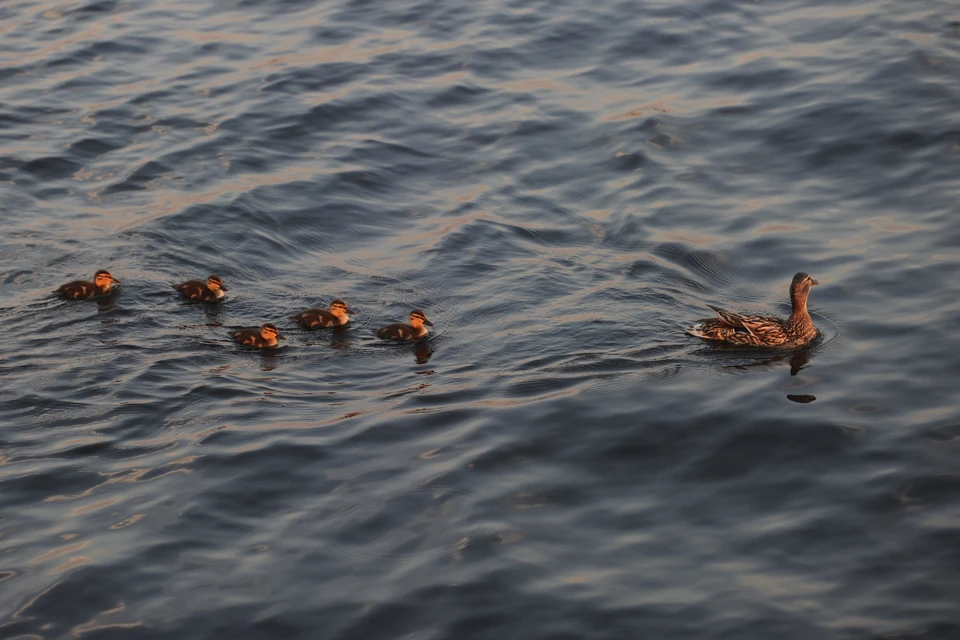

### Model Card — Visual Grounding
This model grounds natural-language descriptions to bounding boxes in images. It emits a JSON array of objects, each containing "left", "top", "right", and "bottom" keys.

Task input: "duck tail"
[{"left": 685, "top": 324, "right": 707, "bottom": 338}]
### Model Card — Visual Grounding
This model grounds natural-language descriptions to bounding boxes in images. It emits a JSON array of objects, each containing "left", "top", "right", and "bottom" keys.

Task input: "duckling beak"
[
  {"left": 277, "top": 334, "right": 287, "bottom": 341},
  {"left": 810, "top": 279, "right": 819, "bottom": 286},
  {"left": 345, "top": 307, "right": 355, "bottom": 315},
  {"left": 220, "top": 284, "right": 229, "bottom": 291},
  {"left": 424, "top": 319, "right": 434, "bottom": 327}
]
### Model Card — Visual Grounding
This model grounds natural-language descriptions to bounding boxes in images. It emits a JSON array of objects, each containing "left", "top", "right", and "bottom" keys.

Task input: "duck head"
[
  {"left": 207, "top": 275, "right": 227, "bottom": 292},
  {"left": 94, "top": 269, "right": 116, "bottom": 289},
  {"left": 409, "top": 309, "right": 433, "bottom": 329},
  {"left": 330, "top": 298, "right": 354, "bottom": 320},
  {"left": 260, "top": 323, "right": 285, "bottom": 341},
  {"left": 790, "top": 272, "right": 819, "bottom": 311}
]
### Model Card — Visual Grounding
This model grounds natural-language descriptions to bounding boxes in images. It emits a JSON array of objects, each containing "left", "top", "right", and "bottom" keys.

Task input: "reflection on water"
[
  {"left": 413, "top": 340, "right": 433, "bottom": 365},
  {"left": 329, "top": 325, "right": 352, "bottom": 350},
  {"left": 95, "top": 297, "right": 117, "bottom": 314},
  {"left": 710, "top": 342, "right": 817, "bottom": 377},
  {"left": 196, "top": 303, "right": 223, "bottom": 324},
  {"left": 259, "top": 350, "right": 280, "bottom": 371}
]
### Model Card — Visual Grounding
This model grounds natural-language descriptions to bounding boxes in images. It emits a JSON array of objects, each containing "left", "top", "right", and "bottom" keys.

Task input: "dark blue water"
[{"left": 2, "top": 0, "right": 959, "bottom": 638}]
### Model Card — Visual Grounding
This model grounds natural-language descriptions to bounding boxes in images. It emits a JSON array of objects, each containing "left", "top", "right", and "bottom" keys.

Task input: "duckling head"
[
  {"left": 330, "top": 299, "right": 353, "bottom": 319},
  {"left": 260, "top": 323, "right": 285, "bottom": 341},
  {"left": 207, "top": 275, "right": 227, "bottom": 292},
  {"left": 94, "top": 269, "right": 116, "bottom": 289},
  {"left": 409, "top": 309, "right": 433, "bottom": 329}
]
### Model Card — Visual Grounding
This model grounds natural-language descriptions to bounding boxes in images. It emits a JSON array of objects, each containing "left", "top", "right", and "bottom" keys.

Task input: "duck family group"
[
  {"left": 55, "top": 269, "right": 434, "bottom": 348},
  {"left": 56, "top": 269, "right": 822, "bottom": 349}
]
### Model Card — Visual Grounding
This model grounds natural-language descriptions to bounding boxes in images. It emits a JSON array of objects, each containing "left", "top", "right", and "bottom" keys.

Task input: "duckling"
[
  {"left": 376, "top": 309, "right": 433, "bottom": 341},
  {"left": 230, "top": 323, "right": 285, "bottom": 349},
  {"left": 56, "top": 269, "right": 117, "bottom": 299},
  {"left": 173, "top": 274, "right": 227, "bottom": 301},
  {"left": 687, "top": 272, "right": 819, "bottom": 347},
  {"left": 291, "top": 299, "right": 353, "bottom": 329}
]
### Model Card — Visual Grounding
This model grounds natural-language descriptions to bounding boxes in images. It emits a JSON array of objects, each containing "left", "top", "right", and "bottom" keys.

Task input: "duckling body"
[
  {"left": 291, "top": 299, "right": 353, "bottom": 329},
  {"left": 57, "top": 269, "right": 117, "bottom": 299},
  {"left": 231, "top": 323, "right": 284, "bottom": 349},
  {"left": 174, "top": 275, "right": 226, "bottom": 302},
  {"left": 687, "top": 272, "right": 820, "bottom": 348},
  {"left": 377, "top": 309, "right": 433, "bottom": 341}
]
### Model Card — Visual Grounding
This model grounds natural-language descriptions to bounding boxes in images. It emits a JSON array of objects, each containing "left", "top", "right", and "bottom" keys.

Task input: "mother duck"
[{"left": 687, "top": 272, "right": 819, "bottom": 347}]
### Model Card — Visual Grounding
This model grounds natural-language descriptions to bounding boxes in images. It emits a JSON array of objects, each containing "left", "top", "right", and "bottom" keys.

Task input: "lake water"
[{"left": 2, "top": 0, "right": 959, "bottom": 638}]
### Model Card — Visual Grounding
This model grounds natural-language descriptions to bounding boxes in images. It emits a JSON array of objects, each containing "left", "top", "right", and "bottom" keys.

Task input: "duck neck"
[{"left": 789, "top": 289, "right": 811, "bottom": 327}]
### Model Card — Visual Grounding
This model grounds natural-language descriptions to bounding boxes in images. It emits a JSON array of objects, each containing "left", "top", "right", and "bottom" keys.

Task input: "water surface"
[{"left": 2, "top": 0, "right": 959, "bottom": 638}]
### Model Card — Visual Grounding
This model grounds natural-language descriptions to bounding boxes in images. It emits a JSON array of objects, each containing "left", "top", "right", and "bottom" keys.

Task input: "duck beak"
[
  {"left": 345, "top": 307, "right": 355, "bottom": 315},
  {"left": 277, "top": 333, "right": 287, "bottom": 341},
  {"left": 220, "top": 285, "right": 229, "bottom": 291},
  {"left": 810, "top": 279, "right": 819, "bottom": 286},
  {"left": 424, "top": 319, "right": 434, "bottom": 327}
]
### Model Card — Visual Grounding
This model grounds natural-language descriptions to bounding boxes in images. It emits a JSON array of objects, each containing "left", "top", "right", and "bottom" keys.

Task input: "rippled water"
[{"left": 2, "top": 0, "right": 959, "bottom": 638}]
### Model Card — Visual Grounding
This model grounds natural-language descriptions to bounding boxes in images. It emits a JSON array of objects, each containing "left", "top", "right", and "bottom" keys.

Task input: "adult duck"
[{"left": 687, "top": 272, "right": 819, "bottom": 347}]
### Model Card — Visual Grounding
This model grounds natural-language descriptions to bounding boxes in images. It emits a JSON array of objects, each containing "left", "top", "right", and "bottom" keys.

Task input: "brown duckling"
[
  {"left": 376, "top": 309, "right": 433, "bottom": 341},
  {"left": 56, "top": 269, "right": 118, "bottom": 299},
  {"left": 291, "top": 299, "right": 353, "bottom": 329},
  {"left": 231, "top": 323, "right": 285, "bottom": 349},
  {"left": 173, "top": 274, "right": 227, "bottom": 301},
  {"left": 687, "top": 272, "right": 820, "bottom": 347}
]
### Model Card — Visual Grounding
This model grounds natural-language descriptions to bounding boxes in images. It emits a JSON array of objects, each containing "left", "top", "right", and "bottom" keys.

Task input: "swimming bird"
[
  {"left": 376, "top": 309, "right": 433, "bottom": 341},
  {"left": 173, "top": 274, "right": 227, "bottom": 301},
  {"left": 686, "top": 272, "right": 819, "bottom": 347},
  {"left": 291, "top": 299, "right": 353, "bottom": 329},
  {"left": 230, "top": 323, "right": 285, "bottom": 348},
  {"left": 56, "top": 269, "right": 117, "bottom": 299}
]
